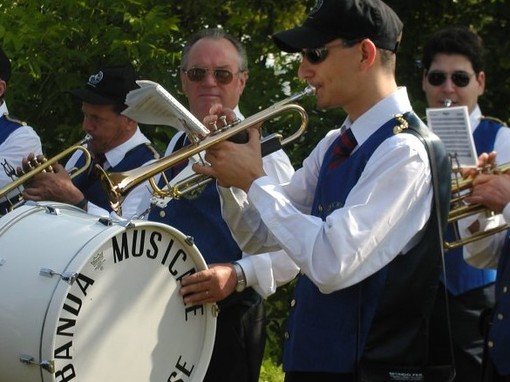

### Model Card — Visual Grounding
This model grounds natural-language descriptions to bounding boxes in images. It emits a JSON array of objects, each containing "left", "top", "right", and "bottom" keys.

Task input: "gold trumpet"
[
  {"left": 0, "top": 135, "right": 92, "bottom": 209},
  {"left": 444, "top": 162, "right": 510, "bottom": 249},
  {"left": 97, "top": 86, "right": 315, "bottom": 215}
]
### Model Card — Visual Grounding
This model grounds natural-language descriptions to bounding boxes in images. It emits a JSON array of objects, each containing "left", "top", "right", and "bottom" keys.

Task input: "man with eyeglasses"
[
  {"left": 192, "top": 1, "right": 451, "bottom": 381},
  {"left": 148, "top": 28, "right": 298, "bottom": 382},
  {"left": 422, "top": 26, "right": 510, "bottom": 382}
]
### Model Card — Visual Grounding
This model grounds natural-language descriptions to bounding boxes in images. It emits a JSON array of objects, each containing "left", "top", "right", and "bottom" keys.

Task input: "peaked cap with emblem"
[
  {"left": 69, "top": 63, "right": 139, "bottom": 109},
  {"left": 273, "top": 0, "right": 403, "bottom": 53}
]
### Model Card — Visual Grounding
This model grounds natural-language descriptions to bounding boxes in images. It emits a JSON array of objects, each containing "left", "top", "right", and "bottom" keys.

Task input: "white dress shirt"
[
  {"left": 0, "top": 101, "right": 42, "bottom": 202},
  {"left": 219, "top": 87, "right": 433, "bottom": 294}
]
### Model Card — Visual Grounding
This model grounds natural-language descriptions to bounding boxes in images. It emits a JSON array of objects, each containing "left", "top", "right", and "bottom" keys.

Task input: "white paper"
[
  {"left": 426, "top": 106, "right": 477, "bottom": 168},
  {"left": 122, "top": 80, "right": 210, "bottom": 138}
]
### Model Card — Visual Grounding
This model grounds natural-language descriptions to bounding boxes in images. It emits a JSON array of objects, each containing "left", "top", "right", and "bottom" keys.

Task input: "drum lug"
[
  {"left": 19, "top": 354, "right": 55, "bottom": 373},
  {"left": 98, "top": 217, "right": 113, "bottom": 226},
  {"left": 211, "top": 303, "right": 220, "bottom": 318},
  {"left": 185, "top": 236, "right": 194, "bottom": 246},
  {"left": 44, "top": 205, "right": 61, "bottom": 215},
  {"left": 39, "top": 268, "right": 78, "bottom": 284}
]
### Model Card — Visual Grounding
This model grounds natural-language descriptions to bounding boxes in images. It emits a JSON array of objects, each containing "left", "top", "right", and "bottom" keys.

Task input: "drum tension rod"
[
  {"left": 185, "top": 236, "right": 194, "bottom": 246},
  {"left": 39, "top": 268, "right": 78, "bottom": 285},
  {"left": 19, "top": 354, "right": 55, "bottom": 374}
]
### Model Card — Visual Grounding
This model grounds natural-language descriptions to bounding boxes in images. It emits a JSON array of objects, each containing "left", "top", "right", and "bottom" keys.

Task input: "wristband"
[
  {"left": 74, "top": 198, "right": 88, "bottom": 210},
  {"left": 232, "top": 262, "right": 247, "bottom": 293}
]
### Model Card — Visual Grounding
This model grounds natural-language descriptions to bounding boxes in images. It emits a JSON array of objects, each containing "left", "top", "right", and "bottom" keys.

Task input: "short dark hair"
[
  {"left": 422, "top": 26, "right": 485, "bottom": 74},
  {"left": 180, "top": 28, "right": 248, "bottom": 72}
]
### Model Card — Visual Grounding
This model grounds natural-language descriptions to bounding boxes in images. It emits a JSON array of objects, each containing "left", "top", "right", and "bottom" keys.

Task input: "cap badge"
[
  {"left": 87, "top": 71, "right": 104, "bottom": 88},
  {"left": 309, "top": 0, "right": 324, "bottom": 16}
]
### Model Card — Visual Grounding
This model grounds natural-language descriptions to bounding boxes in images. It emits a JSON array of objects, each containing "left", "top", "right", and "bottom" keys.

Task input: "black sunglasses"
[
  {"left": 182, "top": 67, "right": 239, "bottom": 85},
  {"left": 426, "top": 70, "right": 474, "bottom": 88},
  {"left": 301, "top": 39, "right": 362, "bottom": 65}
]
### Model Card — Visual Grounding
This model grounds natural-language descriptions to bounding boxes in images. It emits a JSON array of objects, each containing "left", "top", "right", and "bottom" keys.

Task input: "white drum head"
[{"left": 0, "top": 203, "right": 216, "bottom": 382}]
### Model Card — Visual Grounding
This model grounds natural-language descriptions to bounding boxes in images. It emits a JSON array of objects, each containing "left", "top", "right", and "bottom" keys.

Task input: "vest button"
[
  {"left": 487, "top": 340, "right": 494, "bottom": 348},
  {"left": 318, "top": 204, "right": 323, "bottom": 212},
  {"left": 284, "top": 331, "right": 289, "bottom": 340},
  {"left": 497, "top": 313, "right": 504, "bottom": 321},
  {"left": 159, "top": 210, "right": 166, "bottom": 218},
  {"left": 290, "top": 299, "right": 296, "bottom": 308},
  {"left": 503, "top": 286, "right": 508, "bottom": 294}
]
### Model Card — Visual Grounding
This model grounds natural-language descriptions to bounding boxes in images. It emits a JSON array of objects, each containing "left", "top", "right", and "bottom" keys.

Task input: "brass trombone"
[
  {"left": 444, "top": 162, "right": 510, "bottom": 249},
  {"left": 97, "top": 86, "right": 315, "bottom": 215},
  {"left": 0, "top": 135, "right": 92, "bottom": 210}
]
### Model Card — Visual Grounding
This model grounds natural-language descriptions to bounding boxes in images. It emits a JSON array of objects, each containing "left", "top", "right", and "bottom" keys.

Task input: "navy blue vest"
[
  {"left": 283, "top": 116, "right": 447, "bottom": 373},
  {"left": 487, "top": 233, "right": 510, "bottom": 376},
  {"left": 443, "top": 118, "right": 503, "bottom": 295},
  {"left": 149, "top": 135, "right": 259, "bottom": 308},
  {"left": 71, "top": 143, "right": 159, "bottom": 212},
  {"left": 0, "top": 114, "right": 23, "bottom": 145}
]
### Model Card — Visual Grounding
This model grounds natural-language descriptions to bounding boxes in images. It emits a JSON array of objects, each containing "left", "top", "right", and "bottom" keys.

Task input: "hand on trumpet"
[
  {"left": 18, "top": 153, "right": 86, "bottom": 208},
  {"left": 460, "top": 151, "right": 497, "bottom": 178},
  {"left": 193, "top": 104, "right": 265, "bottom": 192}
]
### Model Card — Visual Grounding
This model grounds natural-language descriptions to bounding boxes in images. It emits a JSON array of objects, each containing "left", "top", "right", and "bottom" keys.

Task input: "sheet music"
[
  {"left": 122, "top": 80, "right": 210, "bottom": 138},
  {"left": 426, "top": 105, "right": 477, "bottom": 168}
]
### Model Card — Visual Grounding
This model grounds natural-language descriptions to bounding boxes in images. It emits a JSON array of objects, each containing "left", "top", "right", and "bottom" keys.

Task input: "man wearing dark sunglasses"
[
  {"left": 148, "top": 28, "right": 297, "bottom": 382},
  {"left": 422, "top": 26, "right": 510, "bottom": 382},
  {"left": 193, "top": 1, "right": 451, "bottom": 381}
]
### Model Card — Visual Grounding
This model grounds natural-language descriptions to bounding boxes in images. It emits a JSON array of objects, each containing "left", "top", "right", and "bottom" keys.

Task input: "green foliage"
[{"left": 2, "top": 0, "right": 510, "bottom": 378}]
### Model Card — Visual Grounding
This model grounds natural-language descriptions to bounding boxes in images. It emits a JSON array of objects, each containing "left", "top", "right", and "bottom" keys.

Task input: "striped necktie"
[{"left": 329, "top": 127, "right": 358, "bottom": 169}]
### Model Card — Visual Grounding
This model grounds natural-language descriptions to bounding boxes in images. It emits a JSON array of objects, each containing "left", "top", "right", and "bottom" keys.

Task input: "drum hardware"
[
  {"left": 19, "top": 354, "right": 55, "bottom": 373},
  {"left": 39, "top": 268, "right": 78, "bottom": 284},
  {"left": 211, "top": 304, "right": 220, "bottom": 317},
  {"left": 44, "top": 205, "right": 62, "bottom": 216},
  {"left": 96, "top": 86, "right": 315, "bottom": 215},
  {"left": 185, "top": 236, "right": 195, "bottom": 246}
]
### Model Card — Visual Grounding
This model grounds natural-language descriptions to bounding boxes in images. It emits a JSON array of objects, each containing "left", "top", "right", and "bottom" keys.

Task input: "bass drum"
[{"left": 0, "top": 202, "right": 216, "bottom": 382}]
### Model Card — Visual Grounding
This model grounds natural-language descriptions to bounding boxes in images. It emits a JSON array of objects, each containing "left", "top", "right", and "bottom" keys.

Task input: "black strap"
[{"left": 404, "top": 113, "right": 456, "bottom": 375}]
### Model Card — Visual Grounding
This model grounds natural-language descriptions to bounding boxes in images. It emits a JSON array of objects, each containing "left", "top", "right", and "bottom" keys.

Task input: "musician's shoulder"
[
  {"left": 481, "top": 115, "right": 507, "bottom": 127},
  {"left": 1, "top": 112, "right": 27, "bottom": 126}
]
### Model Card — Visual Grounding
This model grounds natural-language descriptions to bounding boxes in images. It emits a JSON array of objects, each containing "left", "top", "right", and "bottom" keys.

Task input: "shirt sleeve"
[
  {"left": 0, "top": 126, "right": 42, "bottom": 190},
  {"left": 234, "top": 148, "right": 300, "bottom": 298}
]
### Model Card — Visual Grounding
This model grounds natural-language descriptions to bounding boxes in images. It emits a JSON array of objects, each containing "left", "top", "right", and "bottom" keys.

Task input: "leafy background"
[{"left": 2, "top": 1, "right": 510, "bottom": 380}]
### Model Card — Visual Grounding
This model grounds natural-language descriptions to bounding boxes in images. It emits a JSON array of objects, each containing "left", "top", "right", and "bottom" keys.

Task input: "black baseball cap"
[
  {"left": 273, "top": 0, "right": 403, "bottom": 53},
  {"left": 0, "top": 46, "right": 11, "bottom": 83},
  {"left": 69, "top": 63, "right": 139, "bottom": 108}
]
